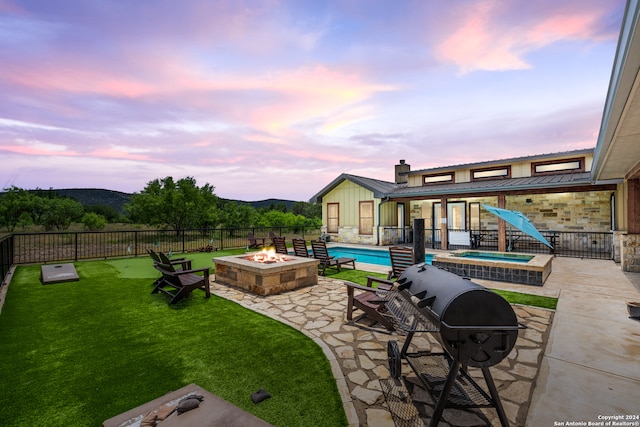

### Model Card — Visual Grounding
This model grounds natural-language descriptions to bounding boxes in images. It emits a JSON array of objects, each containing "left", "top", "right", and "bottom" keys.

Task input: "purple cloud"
[{"left": 0, "top": 0, "right": 627, "bottom": 200}]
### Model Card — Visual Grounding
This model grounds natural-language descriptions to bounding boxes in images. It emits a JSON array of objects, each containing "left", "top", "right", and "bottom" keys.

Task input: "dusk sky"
[{"left": 0, "top": 0, "right": 627, "bottom": 201}]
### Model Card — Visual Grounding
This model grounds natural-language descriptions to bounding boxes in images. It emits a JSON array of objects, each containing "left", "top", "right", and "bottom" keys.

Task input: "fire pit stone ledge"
[{"left": 213, "top": 254, "right": 319, "bottom": 296}]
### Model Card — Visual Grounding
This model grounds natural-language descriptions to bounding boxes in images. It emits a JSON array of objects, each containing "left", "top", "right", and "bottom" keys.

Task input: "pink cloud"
[
  {"left": 89, "top": 144, "right": 155, "bottom": 161},
  {"left": 435, "top": 0, "right": 617, "bottom": 74},
  {"left": 0, "top": 142, "right": 74, "bottom": 156}
]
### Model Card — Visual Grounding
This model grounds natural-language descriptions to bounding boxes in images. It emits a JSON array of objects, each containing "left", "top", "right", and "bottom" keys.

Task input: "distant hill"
[
  {"left": 11, "top": 189, "right": 299, "bottom": 215},
  {"left": 54, "top": 189, "right": 132, "bottom": 214},
  {"left": 227, "top": 198, "right": 296, "bottom": 211}
]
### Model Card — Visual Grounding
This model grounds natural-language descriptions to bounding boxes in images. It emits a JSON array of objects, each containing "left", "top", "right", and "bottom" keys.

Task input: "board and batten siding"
[{"left": 322, "top": 180, "right": 377, "bottom": 228}]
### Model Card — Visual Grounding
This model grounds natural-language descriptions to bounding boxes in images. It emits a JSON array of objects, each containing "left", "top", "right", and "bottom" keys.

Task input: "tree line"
[{"left": 0, "top": 176, "right": 321, "bottom": 232}]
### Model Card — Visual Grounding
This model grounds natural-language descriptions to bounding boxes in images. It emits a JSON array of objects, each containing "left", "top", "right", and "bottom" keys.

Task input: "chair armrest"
[
  {"left": 344, "top": 281, "right": 380, "bottom": 293},
  {"left": 174, "top": 267, "right": 211, "bottom": 275},
  {"left": 172, "top": 260, "right": 192, "bottom": 269},
  {"left": 366, "top": 276, "right": 395, "bottom": 290}
]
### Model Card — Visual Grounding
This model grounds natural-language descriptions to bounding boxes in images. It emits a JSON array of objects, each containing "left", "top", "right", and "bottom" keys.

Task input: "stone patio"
[{"left": 209, "top": 275, "right": 553, "bottom": 427}]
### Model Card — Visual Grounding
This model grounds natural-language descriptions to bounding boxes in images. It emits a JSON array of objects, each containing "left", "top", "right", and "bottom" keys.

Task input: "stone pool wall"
[{"left": 432, "top": 251, "right": 553, "bottom": 286}]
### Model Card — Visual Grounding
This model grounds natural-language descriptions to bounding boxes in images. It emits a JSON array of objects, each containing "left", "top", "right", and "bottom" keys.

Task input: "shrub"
[{"left": 82, "top": 212, "right": 107, "bottom": 230}]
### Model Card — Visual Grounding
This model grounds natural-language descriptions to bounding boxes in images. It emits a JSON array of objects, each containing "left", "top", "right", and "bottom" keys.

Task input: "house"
[
  {"left": 311, "top": 149, "right": 617, "bottom": 255},
  {"left": 312, "top": 1, "right": 640, "bottom": 272}
]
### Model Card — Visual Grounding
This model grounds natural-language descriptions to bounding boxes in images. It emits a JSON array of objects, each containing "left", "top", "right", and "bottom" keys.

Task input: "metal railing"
[
  {"left": 1, "top": 235, "right": 13, "bottom": 286},
  {"left": 380, "top": 227, "right": 613, "bottom": 260},
  {"left": 5, "top": 226, "right": 321, "bottom": 266}
]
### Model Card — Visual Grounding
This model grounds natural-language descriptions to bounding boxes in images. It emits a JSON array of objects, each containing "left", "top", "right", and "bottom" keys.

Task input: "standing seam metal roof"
[{"left": 311, "top": 171, "right": 597, "bottom": 202}]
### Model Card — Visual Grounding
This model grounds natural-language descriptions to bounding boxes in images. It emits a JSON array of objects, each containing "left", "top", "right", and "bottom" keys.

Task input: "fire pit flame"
[{"left": 249, "top": 248, "right": 288, "bottom": 264}]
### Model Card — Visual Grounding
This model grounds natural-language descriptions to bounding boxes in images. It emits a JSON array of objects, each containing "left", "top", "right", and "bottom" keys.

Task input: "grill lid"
[{"left": 396, "top": 263, "right": 521, "bottom": 367}]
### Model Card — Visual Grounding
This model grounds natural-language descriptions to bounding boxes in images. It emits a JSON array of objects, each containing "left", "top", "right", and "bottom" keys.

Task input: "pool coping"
[{"left": 432, "top": 250, "right": 554, "bottom": 286}]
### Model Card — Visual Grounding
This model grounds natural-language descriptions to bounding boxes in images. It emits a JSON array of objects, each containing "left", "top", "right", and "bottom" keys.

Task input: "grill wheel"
[{"left": 387, "top": 340, "right": 401, "bottom": 378}]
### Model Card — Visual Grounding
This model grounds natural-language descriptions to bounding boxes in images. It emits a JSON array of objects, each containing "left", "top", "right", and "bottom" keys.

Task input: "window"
[
  {"left": 433, "top": 201, "right": 466, "bottom": 230},
  {"left": 532, "top": 157, "right": 584, "bottom": 175},
  {"left": 327, "top": 203, "right": 339, "bottom": 233},
  {"left": 423, "top": 173, "right": 454, "bottom": 185},
  {"left": 359, "top": 201, "right": 374, "bottom": 235},
  {"left": 469, "top": 202, "right": 480, "bottom": 230},
  {"left": 472, "top": 166, "right": 510, "bottom": 180}
]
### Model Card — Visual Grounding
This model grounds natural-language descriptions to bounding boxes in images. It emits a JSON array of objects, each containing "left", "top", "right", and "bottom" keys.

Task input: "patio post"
[{"left": 413, "top": 218, "right": 425, "bottom": 264}]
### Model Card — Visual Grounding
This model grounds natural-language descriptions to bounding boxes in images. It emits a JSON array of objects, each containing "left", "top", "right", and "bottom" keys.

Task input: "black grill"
[{"left": 381, "top": 263, "right": 524, "bottom": 427}]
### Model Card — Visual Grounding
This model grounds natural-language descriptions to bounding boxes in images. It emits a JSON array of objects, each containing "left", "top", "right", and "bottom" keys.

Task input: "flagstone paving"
[{"left": 209, "top": 276, "right": 553, "bottom": 427}]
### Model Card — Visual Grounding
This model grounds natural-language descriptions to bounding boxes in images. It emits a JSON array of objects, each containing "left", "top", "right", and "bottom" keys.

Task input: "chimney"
[{"left": 395, "top": 160, "right": 410, "bottom": 184}]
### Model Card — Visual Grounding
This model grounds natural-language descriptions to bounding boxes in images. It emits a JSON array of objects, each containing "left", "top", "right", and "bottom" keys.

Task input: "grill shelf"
[
  {"left": 405, "top": 352, "right": 493, "bottom": 408},
  {"left": 380, "top": 377, "right": 428, "bottom": 427}
]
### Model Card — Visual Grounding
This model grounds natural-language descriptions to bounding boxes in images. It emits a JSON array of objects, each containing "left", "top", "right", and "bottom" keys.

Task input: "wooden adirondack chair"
[
  {"left": 247, "top": 232, "right": 265, "bottom": 249},
  {"left": 271, "top": 236, "right": 289, "bottom": 255},
  {"left": 387, "top": 246, "right": 414, "bottom": 280},
  {"left": 310, "top": 240, "right": 355, "bottom": 275},
  {"left": 344, "top": 277, "right": 395, "bottom": 331},
  {"left": 156, "top": 250, "right": 192, "bottom": 270},
  {"left": 152, "top": 260, "right": 210, "bottom": 304},
  {"left": 292, "top": 238, "right": 310, "bottom": 257}
]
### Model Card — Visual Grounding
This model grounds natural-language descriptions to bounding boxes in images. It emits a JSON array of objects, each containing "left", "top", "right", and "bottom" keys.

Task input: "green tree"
[
  {"left": 255, "top": 210, "right": 321, "bottom": 232},
  {"left": 125, "top": 176, "right": 219, "bottom": 232},
  {"left": 85, "top": 204, "right": 123, "bottom": 223},
  {"left": 82, "top": 212, "right": 107, "bottom": 230},
  {"left": 40, "top": 197, "right": 84, "bottom": 230},
  {"left": 0, "top": 186, "right": 36, "bottom": 231},
  {"left": 292, "top": 201, "right": 321, "bottom": 219},
  {"left": 218, "top": 201, "right": 257, "bottom": 228}
]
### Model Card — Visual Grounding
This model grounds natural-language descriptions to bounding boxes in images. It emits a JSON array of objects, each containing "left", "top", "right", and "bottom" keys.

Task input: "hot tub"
[{"left": 432, "top": 250, "right": 553, "bottom": 286}]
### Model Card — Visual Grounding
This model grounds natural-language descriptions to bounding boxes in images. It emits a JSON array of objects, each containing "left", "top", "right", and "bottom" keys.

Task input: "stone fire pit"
[{"left": 213, "top": 253, "right": 319, "bottom": 296}]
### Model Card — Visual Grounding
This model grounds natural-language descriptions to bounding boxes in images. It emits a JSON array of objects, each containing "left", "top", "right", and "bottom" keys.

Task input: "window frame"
[
  {"left": 327, "top": 202, "right": 339, "bottom": 234},
  {"left": 531, "top": 157, "right": 584, "bottom": 175},
  {"left": 422, "top": 173, "right": 455, "bottom": 185},
  {"left": 359, "top": 200, "right": 374, "bottom": 235},
  {"left": 471, "top": 165, "right": 511, "bottom": 181}
]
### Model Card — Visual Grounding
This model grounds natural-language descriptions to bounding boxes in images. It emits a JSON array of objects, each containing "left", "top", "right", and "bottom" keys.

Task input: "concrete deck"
[{"left": 525, "top": 257, "right": 640, "bottom": 426}]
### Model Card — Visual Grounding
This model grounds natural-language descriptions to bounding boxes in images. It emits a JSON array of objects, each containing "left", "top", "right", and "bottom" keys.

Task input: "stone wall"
[
  {"left": 507, "top": 192, "right": 612, "bottom": 232},
  {"left": 327, "top": 226, "right": 377, "bottom": 245},
  {"left": 621, "top": 233, "right": 640, "bottom": 272},
  {"left": 407, "top": 191, "right": 612, "bottom": 233}
]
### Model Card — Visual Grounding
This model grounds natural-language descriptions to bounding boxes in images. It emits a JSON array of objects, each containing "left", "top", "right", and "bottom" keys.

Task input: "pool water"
[
  {"left": 327, "top": 246, "right": 433, "bottom": 267},
  {"left": 454, "top": 251, "right": 533, "bottom": 263}
]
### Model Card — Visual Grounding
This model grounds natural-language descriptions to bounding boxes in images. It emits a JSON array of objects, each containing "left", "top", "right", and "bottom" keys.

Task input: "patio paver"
[{"left": 209, "top": 273, "right": 553, "bottom": 427}]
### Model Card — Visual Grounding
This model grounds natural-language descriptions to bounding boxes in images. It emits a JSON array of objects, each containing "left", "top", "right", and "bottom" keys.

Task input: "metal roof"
[
  {"left": 311, "top": 171, "right": 599, "bottom": 203},
  {"left": 407, "top": 148, "right": 594, "bottom": 176},
  {"left": 387, "top": 172, "right": 595, "bottom": 199},
  {"left": 310, "top": 173, "right": 397, "bottom": 202}
]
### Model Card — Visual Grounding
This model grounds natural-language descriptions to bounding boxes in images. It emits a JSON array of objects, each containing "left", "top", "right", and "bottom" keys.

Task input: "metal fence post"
[{"left": 413, "top": 218, "right": 425, "bottom": 263}]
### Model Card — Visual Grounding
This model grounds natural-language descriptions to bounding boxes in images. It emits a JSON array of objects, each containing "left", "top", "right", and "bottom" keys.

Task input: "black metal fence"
[
  {"left": 0, "top": 225, "right": 614, "bottom": 287},
  {"left": 381, "top": 227, "right": 613, "bottom": 260},
  {"left": 1, "top": 235, "right": 13, "bottom": 286},
  {"left": 4, "top": 226, "right": 321, "bottom": 267}
]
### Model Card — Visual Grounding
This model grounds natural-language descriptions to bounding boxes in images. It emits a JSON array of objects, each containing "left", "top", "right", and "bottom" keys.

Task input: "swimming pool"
[{"left": 327, "top": 246, "right": 433, "bottom": 267}]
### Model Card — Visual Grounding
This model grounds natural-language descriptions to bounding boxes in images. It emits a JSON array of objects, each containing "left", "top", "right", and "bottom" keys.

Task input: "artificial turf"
[{"left": 0, "top": 255, "right": 347, "bottom": 427}]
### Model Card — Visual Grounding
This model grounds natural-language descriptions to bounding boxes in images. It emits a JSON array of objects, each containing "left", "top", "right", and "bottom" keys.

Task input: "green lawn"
[
  {"left": 0, "top": 250, "right": 556, "bottom": 426},
  {"left": 0, "top": 253, "right": 347, "bottom": 427}
]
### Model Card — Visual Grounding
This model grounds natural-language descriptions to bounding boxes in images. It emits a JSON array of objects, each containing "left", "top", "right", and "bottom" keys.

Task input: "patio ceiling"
[{"left": 593, "top": 2, "right": 640, "bottom": 181}]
